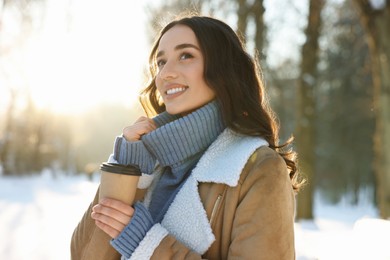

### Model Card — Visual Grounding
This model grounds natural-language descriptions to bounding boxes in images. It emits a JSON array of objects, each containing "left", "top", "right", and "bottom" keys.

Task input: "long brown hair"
[{"left": 140, "top": 15, "right": 303, "bottom": 191}]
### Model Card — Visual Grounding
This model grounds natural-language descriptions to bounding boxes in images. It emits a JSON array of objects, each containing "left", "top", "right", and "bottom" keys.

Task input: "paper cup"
[{"left": 98, "top": 163, "right": 141, "bottom": 204}]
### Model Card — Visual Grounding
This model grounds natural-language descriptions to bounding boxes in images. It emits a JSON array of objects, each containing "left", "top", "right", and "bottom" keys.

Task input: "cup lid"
[{"left": 100, "top": 163, "right": 141, "bottom": 176}]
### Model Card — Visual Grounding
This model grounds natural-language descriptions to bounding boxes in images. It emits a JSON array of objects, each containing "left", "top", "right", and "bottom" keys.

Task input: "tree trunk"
[
  {"left": 236, "top": 0, "right": 265, "bottom": 54},
  {"left": 0, "top": 89, "right": 17, "bottom": 175},
  {"left": 295, "top": 0, "right": 325, "bottom": 220},
  {"left": 354, "top": 0, "right": 390, "bottom": 218},
  {"left": 236, "top": 0, "right": 250, "bottom": 42},
  {"left": 251, "top": 0, "right": 265, "bottom": 57}
]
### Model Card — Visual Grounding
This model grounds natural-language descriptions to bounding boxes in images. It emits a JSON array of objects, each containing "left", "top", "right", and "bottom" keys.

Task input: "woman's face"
[{"left": 155, "top": 25, "right": 215, "bottom": 115}]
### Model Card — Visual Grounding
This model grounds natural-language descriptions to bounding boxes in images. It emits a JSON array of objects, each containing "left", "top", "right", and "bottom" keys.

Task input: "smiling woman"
[
  {"left": 18, "top": 0, "right": 150, "bottom": 114},
  {"left": 71, "top": 14, "right": 300, "bottom": 260}
]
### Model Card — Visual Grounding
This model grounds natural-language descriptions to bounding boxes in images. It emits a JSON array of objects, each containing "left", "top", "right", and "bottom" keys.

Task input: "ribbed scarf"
[{"left": 113, "top": 100, "right": 225, "bottom": 221}]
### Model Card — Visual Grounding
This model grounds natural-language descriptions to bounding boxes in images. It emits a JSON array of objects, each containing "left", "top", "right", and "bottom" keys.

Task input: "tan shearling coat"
[{"left": 71, "top": 129, "right": 296, "bottom": 260}]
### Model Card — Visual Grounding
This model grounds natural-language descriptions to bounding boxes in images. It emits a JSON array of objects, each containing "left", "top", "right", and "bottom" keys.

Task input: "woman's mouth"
[{"left": 166, "top": 86, "right": 188, "bottom": 95}]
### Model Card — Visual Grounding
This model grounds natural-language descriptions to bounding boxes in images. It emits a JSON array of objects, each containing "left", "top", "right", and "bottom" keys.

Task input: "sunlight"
[{"left": 21, "top": 0, "right": 151, "bottom": 114}]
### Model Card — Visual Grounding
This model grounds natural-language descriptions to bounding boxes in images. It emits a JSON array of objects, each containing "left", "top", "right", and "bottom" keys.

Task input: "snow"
[
  {"left": 1, "top": 172, "right": 390, "bottom": 260},
  {"left": 295, "top": 201, "right": 390, "bottom": 260}
]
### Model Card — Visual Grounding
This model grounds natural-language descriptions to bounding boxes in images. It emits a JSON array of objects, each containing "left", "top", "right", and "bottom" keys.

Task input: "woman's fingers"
[
  {"left": 100, "top": 198, "right": 135, "bottom": 217},
  {"left": 91, "top": 198, "right": 135, "bottom": 238},
  {"left": 91, "top": 211, "right": 125, "bottom": 238},
  {"left": 134, "top": 116, "right": 151, "bottom": 123},
  {"left": 94, "top": 219, "right": 121, "bottom": 238},
  {"left": 123, "top": 117, "right": 156, "bottom": 141},
  {"left": 92, "top": 203, "right": 132, "bottom": 225}
]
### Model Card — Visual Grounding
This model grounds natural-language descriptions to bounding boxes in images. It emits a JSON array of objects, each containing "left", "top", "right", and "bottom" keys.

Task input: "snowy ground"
[{"left": 1, "top": 171, "right": 390, "bottom": 260}]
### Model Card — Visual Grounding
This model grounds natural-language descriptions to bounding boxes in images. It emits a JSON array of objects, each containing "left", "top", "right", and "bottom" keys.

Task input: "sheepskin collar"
[{"left": 192, "top": 128, "right": 268, "bottom": 186}]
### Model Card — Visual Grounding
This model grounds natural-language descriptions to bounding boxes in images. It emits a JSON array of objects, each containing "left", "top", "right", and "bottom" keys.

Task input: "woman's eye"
[
  {"left": 156, "top": 59, "right": 166, "bottom": 67},
  {"left": 180, "top": 53, "right": 193, "bottom": 60}
]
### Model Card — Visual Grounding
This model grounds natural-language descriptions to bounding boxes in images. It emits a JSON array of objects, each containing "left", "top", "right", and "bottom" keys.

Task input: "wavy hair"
[{"left": 140, "top": 15, "right": 303, "bottom": 191}]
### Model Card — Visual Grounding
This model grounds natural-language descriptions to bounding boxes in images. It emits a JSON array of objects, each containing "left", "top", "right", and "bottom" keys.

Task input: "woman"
[{"left": 71, "top": 15, "right": 302, "bottom": 260}]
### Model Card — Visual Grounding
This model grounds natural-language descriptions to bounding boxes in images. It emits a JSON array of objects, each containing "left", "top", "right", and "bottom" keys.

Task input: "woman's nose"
[{"left": 159, "top": 61, "right": 178, "bottom": 80}]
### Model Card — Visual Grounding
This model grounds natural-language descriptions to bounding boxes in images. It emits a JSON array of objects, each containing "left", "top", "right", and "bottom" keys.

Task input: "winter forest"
[{"left": 1, "top": 0, "right": 390, "bottom": 259}]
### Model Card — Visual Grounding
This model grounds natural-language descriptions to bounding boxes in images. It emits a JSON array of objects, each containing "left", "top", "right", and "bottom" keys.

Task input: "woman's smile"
[{"left": 164, "top": 85, "right": 189, "bottom": 100}]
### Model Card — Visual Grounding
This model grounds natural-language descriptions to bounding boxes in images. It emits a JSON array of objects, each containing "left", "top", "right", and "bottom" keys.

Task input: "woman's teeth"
[{"left": 166, "top": 87, "right": 187, "bottom": 95}]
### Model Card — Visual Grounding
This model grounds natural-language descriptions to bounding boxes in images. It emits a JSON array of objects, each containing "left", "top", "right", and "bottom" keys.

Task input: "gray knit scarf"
[{"left": 113, "top": 100, "right": 225, "bottom": 221}]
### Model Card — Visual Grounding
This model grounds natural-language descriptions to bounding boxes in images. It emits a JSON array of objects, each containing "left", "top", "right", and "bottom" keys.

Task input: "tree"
[
  {"left": 353, "top": 0, "right": 390, "bottom": 218},
  {"left": 295, "top": 0, "right": 325, "bottom": 220},
  {"left": 1, "top": 0, "right": 34, "bottom": 174},
  {"left": 315, "top": 0, "right": 375, "bottom": 205},
  {"left": 236, "top": 0, "right": 265, "bottom": 54},
  {"left": 0, "top": 0, "right": 72, "bottom": 175},
  {"left": 0, "top": 89, "right": 17, "bottom": 175}
]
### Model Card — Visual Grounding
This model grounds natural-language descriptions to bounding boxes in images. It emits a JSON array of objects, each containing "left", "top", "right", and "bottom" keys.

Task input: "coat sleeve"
[
  {"left": 70, "top": 187, "right": 121, "bottom": 260},
  {"left": 228, "top": 153, "right": 296, "bottom": 259}
]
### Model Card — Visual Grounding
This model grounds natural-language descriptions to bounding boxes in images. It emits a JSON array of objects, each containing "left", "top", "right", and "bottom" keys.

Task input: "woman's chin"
[{"left": 166, "top": 106, "right": 194, "bottom": 116}]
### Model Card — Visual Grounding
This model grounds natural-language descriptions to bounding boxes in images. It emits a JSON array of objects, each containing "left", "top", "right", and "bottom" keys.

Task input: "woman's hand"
[
  {"left": 91, "top": 198, "right": 135, "bottom": 238},
  {"left": 122, "top": 116, "right": 156, "bottom": 141}
]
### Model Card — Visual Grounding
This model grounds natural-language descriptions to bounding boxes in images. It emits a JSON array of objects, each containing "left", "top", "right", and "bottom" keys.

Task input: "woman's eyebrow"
[
  {"left": 175, "top": 43, "right": 200, "bottom": 51},
  {"left": 156, "top": 43, "right": 200, "bottom": 58}
]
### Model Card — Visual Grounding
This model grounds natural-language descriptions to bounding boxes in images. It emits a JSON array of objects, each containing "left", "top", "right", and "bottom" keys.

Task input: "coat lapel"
[{"left": 161, "top": 174, "right": 214, "bottom": 254}]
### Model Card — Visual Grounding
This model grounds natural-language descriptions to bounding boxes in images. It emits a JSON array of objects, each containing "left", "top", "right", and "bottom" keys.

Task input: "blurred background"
[{"left": 1, "top": 0, "right": 389, "bottom": 259}]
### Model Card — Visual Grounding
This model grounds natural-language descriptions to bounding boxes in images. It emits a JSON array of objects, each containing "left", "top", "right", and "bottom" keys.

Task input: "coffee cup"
[{"left": 99, "top": 163, "right": 141, "bottom": 204}]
